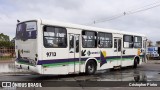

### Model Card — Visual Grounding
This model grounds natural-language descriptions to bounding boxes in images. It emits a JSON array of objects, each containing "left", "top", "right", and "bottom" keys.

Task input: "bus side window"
[
  {"left": 43, "top": 26, "right": 67, "bottom": 48},
  {"left": 123, "top": 35, "right": 133, "bottom": 48},
  {"left": 82, "top": 30, "right": 97, "bottom": 48}
]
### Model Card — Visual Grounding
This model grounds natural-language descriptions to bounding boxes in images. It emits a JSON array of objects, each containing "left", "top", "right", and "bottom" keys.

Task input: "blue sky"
[{"left": 0, "top": 0, "right": 160, "bottom": 44}]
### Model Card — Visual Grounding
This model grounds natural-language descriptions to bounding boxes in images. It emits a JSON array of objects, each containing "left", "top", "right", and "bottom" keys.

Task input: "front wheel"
[
  {"left": 133, "top": 58, "right": 138, "bottom": 68},
  {"left": 85, "top": 60, "right": 97, "bottom": 75}
]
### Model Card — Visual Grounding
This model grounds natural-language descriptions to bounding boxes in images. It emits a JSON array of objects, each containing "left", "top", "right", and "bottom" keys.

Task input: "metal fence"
[{"left": 0, "top": 48, "right": 15, "bottom": 60}]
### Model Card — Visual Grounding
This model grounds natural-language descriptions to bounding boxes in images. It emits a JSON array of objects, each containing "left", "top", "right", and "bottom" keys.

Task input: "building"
[{"left": 156, "top": 41, "right": 160, "bottom": 47}]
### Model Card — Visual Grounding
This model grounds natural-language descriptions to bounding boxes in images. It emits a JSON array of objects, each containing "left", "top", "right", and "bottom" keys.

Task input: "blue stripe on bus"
[{"left": 36, "top": 55, "right": 143, "bottom": 65}]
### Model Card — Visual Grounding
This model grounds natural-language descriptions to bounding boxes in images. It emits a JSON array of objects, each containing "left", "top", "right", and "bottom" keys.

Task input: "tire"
[
  {"left": 85, "top": 60, "right": 97, "bottom": 75},
  {"left": 133, "top": 58, "right": 138, "bottom": 68},
  {"left": 134, "top": 75, "right": 140, "bottom": 82}
]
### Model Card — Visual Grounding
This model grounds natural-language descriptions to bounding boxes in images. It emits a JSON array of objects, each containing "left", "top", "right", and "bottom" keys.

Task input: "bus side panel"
[
  {"left": 98, "top": 48, "right": 115, "bottom": 70},
  {"left": 40, "top": 25, "right": 69, "bottom": 74}
]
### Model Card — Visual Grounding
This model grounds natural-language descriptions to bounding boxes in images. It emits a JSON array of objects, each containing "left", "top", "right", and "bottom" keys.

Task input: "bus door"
[
  {"left": 114, "top": 37, "right": 122, "bottom": 66},
  {"left": 68, "top": 34, "right": 81, "bottom": 73}
]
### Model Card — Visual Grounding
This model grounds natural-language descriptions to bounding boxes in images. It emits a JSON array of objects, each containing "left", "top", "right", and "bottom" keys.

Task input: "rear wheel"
[
  {"left": 133, "top": 58, "right": 138, "bottom": 68},
  {"left": 85, "top": 60, "right": 97, "bottom": 75}
]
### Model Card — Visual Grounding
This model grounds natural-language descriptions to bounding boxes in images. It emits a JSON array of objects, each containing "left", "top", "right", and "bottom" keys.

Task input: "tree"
[
  {"left": 0, "top": 33, "right": 14, "bottom": 48},
  {"left": 0, "top": 33, "right": 10, "bottom": 41}
]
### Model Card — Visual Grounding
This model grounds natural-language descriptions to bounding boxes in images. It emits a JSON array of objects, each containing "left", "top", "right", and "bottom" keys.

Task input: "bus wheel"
[
  {"left": 85, "top": 60, "right": 97, "bottom": 75},
  {"left": 133, "top": 58, "right": 138, "bottom": 68}
]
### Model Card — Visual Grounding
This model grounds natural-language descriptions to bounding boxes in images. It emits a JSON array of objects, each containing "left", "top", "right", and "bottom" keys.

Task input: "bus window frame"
[
  {"left": 123, "top": 35, "right": 134, "bottom": 48},
  {"left": 82, "top": 30, "right": 97, "bottom": 48},
  {"left": 134, "top": 36, "right": 142, "bottom": 48},
  {"left": 43, "top": 25, "right": 68, "bottom": 48},
  {"left": 97, "top": 32, "right": 113, "bottom": 48}
]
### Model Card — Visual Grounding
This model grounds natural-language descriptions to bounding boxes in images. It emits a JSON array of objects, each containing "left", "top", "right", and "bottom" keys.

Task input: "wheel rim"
[{"left": 88, "top": 64, "right": 94, "bottom": 72}]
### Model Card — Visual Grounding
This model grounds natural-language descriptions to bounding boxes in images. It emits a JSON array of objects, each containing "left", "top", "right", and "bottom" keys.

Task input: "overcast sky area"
[{"left": 0, "top": 0, "right": 160, "bottom": 44}]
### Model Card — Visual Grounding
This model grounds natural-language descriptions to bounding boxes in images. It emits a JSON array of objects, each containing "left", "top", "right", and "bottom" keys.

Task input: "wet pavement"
[
  {"left": 0, "top": 60, "right": 160, "bottom": 90},
  {"left": 0, "top": 62, "right": 30, "bottom": 74},
  {"left": 0, "top": 60, "right": 160, "bottom": 81}
]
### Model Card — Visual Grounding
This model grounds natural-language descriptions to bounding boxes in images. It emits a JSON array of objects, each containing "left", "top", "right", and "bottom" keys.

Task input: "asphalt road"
[{"left": 0, "top": 60, "right": 160, "bottom": 90}]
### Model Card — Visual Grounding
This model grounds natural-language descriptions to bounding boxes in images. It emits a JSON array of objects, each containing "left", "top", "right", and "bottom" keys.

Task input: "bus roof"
[{"left": 21, "top": 19, "right": 146, "bottom": 37}]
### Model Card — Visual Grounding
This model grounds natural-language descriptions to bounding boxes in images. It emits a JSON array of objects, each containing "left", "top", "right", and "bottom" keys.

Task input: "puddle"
[
  {"left": 0, "top": 63, "right": 15, "bottom": 73},
  {"left": 89, "top": 69, "right": 149, "bottom": 82},
  {"left": 0, "top": 63, "right": 30, "bottom": 74}
]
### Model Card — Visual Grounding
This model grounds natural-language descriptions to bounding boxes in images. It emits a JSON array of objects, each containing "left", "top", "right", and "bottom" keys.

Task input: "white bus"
[{"left": 15, "top": 19, "right": 147, "bottom": 75}]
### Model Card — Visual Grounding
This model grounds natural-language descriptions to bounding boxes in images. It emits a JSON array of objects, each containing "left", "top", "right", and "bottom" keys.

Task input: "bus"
[{"left": 15, "top": 19, "right": 147, "bottom": 75}]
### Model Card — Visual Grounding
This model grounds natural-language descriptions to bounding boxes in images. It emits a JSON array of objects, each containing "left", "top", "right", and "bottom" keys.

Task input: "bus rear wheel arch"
[{"left": 85, "top": 60, "right": 97, "bottom": 75}]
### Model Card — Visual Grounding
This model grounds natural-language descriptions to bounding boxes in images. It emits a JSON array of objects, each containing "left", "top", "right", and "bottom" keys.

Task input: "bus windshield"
[{"left": 16, "top": 21, "right": 37, "bottom": 41}]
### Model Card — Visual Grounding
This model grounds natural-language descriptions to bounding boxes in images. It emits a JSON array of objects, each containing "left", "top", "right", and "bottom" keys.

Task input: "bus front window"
[{"left": 16, "top": 21, "right": 37, "bottom": 41}]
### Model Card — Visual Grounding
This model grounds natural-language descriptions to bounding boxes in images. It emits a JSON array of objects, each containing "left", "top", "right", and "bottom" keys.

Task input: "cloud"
[{"left": 0, "top": 0, "right": 160, "bottom": 44}]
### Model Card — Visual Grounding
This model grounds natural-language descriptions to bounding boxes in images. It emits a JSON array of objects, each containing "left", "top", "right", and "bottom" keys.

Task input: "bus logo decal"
[
  {"left": 81, "top": 50, "right": 86, "bottom": 56},
  {"left": 87, "top": 51, "right": 91, "bottom": 56},
  {"left": 100, "top": 51, "right": 107, "bottom": 67},
  {"left": 87, "top": 51, "right": 100, "bottom": 56},
  {"left": 20, "top": 49, "right": 30, "bottom": 54}
]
